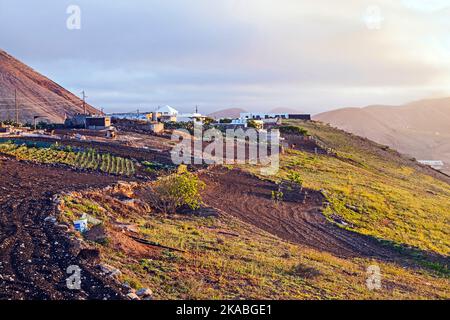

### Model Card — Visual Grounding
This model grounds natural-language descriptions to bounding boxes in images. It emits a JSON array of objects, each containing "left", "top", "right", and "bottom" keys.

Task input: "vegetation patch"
[
  {"left": 59, "top": 188, "right": 450, "bottom": 300},
  {"left": 146, "top": 167, "right": 205, "bottom": 214},
  {"left": 278, "top": 125, "right": 309, "bottom": 136},
  {"left": 0, "top": 140, "right": 136, "bottom": 176},
  {"left": 245, "top": 120, "right": 450, "bottom": 256}
]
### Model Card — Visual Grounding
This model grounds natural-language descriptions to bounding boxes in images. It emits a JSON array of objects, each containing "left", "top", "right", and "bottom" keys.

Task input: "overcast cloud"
[{"left": 0, "top": 0, "right": 449, "bottom": 113}]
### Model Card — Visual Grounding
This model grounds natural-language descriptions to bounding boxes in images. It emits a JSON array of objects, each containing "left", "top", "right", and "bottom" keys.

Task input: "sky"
[{"left": 0, "top": 0, "right": 449, "bottom": 114}]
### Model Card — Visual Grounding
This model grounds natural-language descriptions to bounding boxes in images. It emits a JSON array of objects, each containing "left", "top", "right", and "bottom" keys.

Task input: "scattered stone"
[
  {"left": 136, "top": 288, "right": 153, "bottom": 298},
  {"left": 126, "top": 292, "right": 140, "bottom": 300},
  {"left": 122, "top": 282, "right": 131, "bottom": 289},
  {"left": 44, "top": 216, "right": 57, "bottom": 224},
  {"left": 330, "top": 213, "right": 352, "bottom": 227},
  {"left": 86, "top": 214, "right": 103, "bottom": 226},
  {"left": 69, "top": 238, "right": 83, "bottom": 256},
  {"left": 345, "top": 204, "right": 362, "bottom": 213},
  {"left": 56, "top": 224, "right": 69, "bottom": 232},
  {"left": 98, "top": 263, "right": 122, "bottom": 278},
  {"left": 78, "top": 248, "right": 101, "bottom": 263},
  {"left": 196, "top": 207, "right": 220, "bottom": 218},
  {"left": 114, "top": 223, "right": 139, "bottom": 233},
  {"left": 84, "top": 224, "right": 108, "bottom": 243}
]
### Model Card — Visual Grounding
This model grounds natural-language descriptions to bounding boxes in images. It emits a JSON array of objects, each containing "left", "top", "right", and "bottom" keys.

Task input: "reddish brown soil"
[
  {"left": 200, "top": 168, "right": 402, "bottom": 259},
  {"left": 108, "top": 229, "right": 161, "bottom": 259},
  {"left": 0, "top": 158, "right": 125, "bottom": 300},
  {"left": 0, "top": 49, "right": 99, "bottom": 124}
]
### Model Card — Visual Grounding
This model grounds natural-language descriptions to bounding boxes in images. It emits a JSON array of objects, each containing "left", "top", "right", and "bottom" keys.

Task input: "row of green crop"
[{"left": 0, "top": 141, "right": 135, "bottom": 176}]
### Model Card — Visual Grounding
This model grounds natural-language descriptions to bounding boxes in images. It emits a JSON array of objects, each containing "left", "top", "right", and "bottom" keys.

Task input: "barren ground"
[
  {"left": 201, "top": 168, "right": 410, "bottom": 260},
  {"left": 0, "top": 158, "right": 126, "bottom": 299}
]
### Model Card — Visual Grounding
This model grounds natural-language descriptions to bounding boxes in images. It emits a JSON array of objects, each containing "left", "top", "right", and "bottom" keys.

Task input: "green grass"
[
  {"left": 59, "top": 188, "right": 450, "bottom": 300},
  {"left": 0, "top": 141, "right": 136, "bottom": 176},
  {"left": 246, "top": 120, "right": 450, "bottom": 256},
  {"left": 51, "top": 121, "right": 450, "bottom": 299}
]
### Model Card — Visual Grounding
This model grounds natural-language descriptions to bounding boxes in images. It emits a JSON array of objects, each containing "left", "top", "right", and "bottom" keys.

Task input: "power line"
[
  {"left": 82, "top": 90, "right": 87, "bottom": 115},
  {"left": 15, "top": 89, "right": 18, "bottom": 123}
]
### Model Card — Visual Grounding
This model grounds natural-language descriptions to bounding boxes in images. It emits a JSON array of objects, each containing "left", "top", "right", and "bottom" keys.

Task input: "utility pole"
[
  {"left": 81, "top": 90, "right": 87, "bottom": 115},
  {"left": 14, "top": 89, "right": 19, "bottom": 125}
]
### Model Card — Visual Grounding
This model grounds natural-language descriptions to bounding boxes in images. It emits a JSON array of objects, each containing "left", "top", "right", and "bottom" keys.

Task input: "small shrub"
[
  {"left": 147, "top": 171, "right": 205, "bottom": 214},
  {"left": 289, "top": 263, "right": 321, "bottom": 279},
  {"left": 271, "top": 190, "right": 284, "bottom": 202},
  {"left": 278, "top": 125, "right": 308, "bottom": 136},
  {"left": 287, "top": 171, "right": 303, "bottom": 187}
]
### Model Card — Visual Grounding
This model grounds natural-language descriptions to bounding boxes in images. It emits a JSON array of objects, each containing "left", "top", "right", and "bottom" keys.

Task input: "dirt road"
[
  {"left": 200, "top": 168, "right": 402, "bottom": 259},
  {"left": 0, "top": 158, "right": 125, "bottom": 300}
]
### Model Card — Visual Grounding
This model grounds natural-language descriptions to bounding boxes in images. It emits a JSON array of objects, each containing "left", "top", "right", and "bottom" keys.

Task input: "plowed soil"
[
  {"left": 0, "top": 158, "right": 125, "bottom": 300},
  {"left": 200, "top": 168, "right": 402, "bottom": 259}
]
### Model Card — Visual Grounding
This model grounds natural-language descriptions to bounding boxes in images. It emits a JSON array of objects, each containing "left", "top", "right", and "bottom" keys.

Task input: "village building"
[
  {"left": 240, "top": 112, "right": 311, "bottom": 121},
  {"left": 85, "top": 116, "right": 111, "bottom": 130},
  {"left": 148, "top": 122, "right": 164, "bottom": 133},
  {"left": 418, "top": 160, "right": 444, "bottom": 170},
  {"left": 109, "top": 112, "right": 149, "bottom": 121},
  {"left": 65, "top": 114, "right": 111, "bottom": 130}
]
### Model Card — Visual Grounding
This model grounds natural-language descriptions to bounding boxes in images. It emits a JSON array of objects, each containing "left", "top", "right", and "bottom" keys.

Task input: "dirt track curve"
[
  {"left": 0, "top": 158, "right": 125, "bottom": 300},
  {"left": 201, "top": 168, "right": 404, "bottom": 260}
]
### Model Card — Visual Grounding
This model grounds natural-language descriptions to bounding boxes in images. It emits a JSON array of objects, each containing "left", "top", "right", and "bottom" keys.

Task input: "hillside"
[
  {"left": 41, "top": 122, "right": 449, "bottom": 299},
  {"left": 0, "top": 49, "right": 100, "bottom": 124},
  {"left": 274, "top": 120, "right": 450, "bottom": 256},
  {"left": 314, "top": 98, "right": 450, "bottom": 174}
]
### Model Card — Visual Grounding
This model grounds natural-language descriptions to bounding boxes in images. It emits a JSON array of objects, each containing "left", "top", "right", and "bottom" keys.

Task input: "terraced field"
[{"left": 0, "top": 140, "right": 136, "bottom": 176}]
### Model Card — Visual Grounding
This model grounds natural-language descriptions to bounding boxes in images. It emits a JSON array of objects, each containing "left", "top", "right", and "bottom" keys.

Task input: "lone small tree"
[{"left": 147, "top": 168, "right": 205, "bottom": 214}]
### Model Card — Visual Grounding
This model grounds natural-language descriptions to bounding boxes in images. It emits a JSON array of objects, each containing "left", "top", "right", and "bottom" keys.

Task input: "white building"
[
  {"left": 240, "top": 112, "right": 289, "bottom": 120},
  {"left": 109, "top": 113, "right": 148, "bottom": 121},
  {"left": 177, "top": 113, "right": 206, "bottom": 124},
  {"left": 155, "top": 105, "right": 179, "bottom": 116},
  {"left": 418, "top": 160, "right": 444, "bottom": 170},
  {"left": 231, "top": 118, "right": 247, "bottom": 126}
]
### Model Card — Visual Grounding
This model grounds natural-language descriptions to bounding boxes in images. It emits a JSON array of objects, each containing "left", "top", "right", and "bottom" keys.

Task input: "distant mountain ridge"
[
  {"left": 269, "top": 107, "right": 302, "bottom": 114},
  {"left": 0, "top": 49, "right": 100, "bottom": 124},
  {"left": 314, "top": 97, "right": 450, "bottom": 174},
  {"left": 208, "top": 108, "right": 246, "bottom": 119}
]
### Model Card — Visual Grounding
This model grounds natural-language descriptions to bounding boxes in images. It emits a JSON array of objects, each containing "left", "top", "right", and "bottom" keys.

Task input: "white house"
[
  {"left": 155, "top": 105, "right": 179, "bottom": 116},
  {"left": 418, "top": 160, "right": 444, "bottom": 170},
  {"left": 177, "top": 112, "right": 207, "bottom": 124},
  {"left": 109, "top": 113, "right": 148, "bottom": 121},
  {"left": 240, "top": 112, "right": 289, "bottom": 120}
]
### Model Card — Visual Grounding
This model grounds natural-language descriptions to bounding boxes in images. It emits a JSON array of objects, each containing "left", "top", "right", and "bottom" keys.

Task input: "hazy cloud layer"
[{"left": 0, "top": 0, "right": 449, "bottom": 113}]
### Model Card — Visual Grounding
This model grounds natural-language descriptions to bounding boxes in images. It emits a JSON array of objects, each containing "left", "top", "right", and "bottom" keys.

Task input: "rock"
[
  {"left": 122, "top": 282, "right": 131, "bottom": 289},
  {"left": 44, "top": 216, "right": 57, "bottom": 224},
  {"left": 113, "top": 223, "right": 139, "bottom": 233},
  {"left": 109, "top": 269, "right": 122, "bottom": 277},
  {"left": 136, "top": 288, "right": 153, "bottom": 297},
  {"left": 86, "top": 214, "right": 103, "bottom": 226},
  {"left": 78, "top": 248, "right": 101, "bottom": 263},
  {"left": 84, "top": 224, "right": 108, "bottom": 243},
  {"left": 196, "top": 207, "right": 220, "bottom": 218},
  {"left": 98, "top": 264, "right": 122, "bottom": 278},
  {"left": 56, "top": 224, "right": 69, "bottom": 232},
  {"left": 345, "top": 204, "right": 362, "bottom": 213},
  {"left": 126, "top": 292, "right": 140, "bottom": 300},
  {"left": 330, "top": 213, "right": 352, "bottom": 228},
  {"left": 69, "top": 238, "right": 83, "bottom": 256}
]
